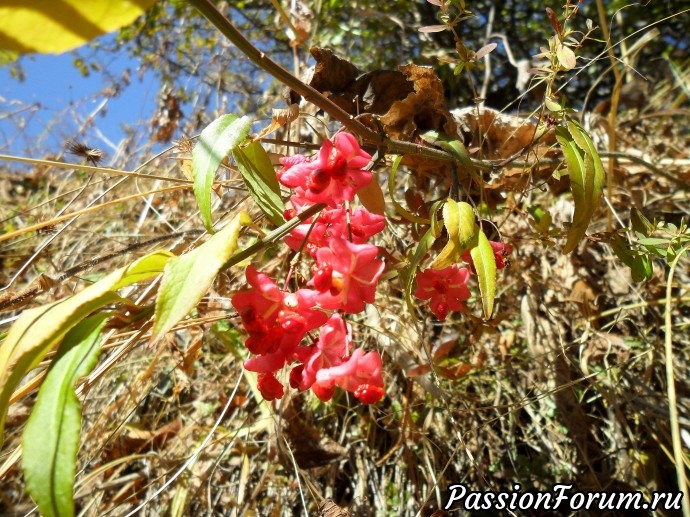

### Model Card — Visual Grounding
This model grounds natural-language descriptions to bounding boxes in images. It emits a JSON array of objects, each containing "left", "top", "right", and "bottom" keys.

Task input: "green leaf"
[
  {"left": 630, "top": 207, "right": 653, "bottom": 237},
  {"left": 527, "top": 205, "right": 553, "bottom": 234},
  {"left": 0, "top": 0, "right": 157, "bottom": 55},
  {"left": 401, "top": 227, "right": 437, "bottom": 319},
  {"left": 22, "top": 313, "right": 110, "bottom": 517},
  {"left": 192, "top": 114, "right": 252, "bottom": 232},
  {"left": 555, "top": 121, "right": 604, "bottom": 254},
  {"left": 233, "top": 142, "right": 285, "bottom": 226},
  {"left": 153, "top": 212, "right": 252, "bottom": 340},
  {"left": 430, "top": 200, "right": 478, "bottom": 269},
  {"left": 610, "top": 235, "right": 653, "bottom": 282},
  {"left": 0, "top": 250, "right": 171, "bottom": 447},
  {"left": 633, "top": 255, "right": 653, "bottom": 283},
  {"left": 420, "top": 130, "right": 477, "bottom": 181},
  {"left": 470, "top": 230, "right": 497, "bottom": 319}
]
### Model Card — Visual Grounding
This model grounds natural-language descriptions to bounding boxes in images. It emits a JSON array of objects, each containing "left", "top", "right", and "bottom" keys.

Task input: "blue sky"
[{"left": 0, "top": 39, "right": 161, "bottom": 166}]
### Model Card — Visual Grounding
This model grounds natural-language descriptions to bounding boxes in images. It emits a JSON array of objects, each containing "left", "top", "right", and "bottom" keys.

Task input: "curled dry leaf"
[
  {"left": 286, "top": 0, "right": 312, "bottom": 46},
  {"left": 292, "top": 47, "right": 413, "bottom": 116},
  {"left": 253, "top": 103, "right": 299, "bottom": 141},
  {"left": 292, "top": 48, "right": 458, "bottom": 174},
  {"left": 319, "top": 498, "right": 350, "bottom": 517},
  {"left": 306, "top": 47, "right": 360, "bottom": 98},
  {"left": 452, "top": 106, "right": 547, "bottom": 160},
  {"left": 380, "top": 64, "right": 457, "bottom": 141},
  {"left": 152, "top": 89, "right": 183, "bottom": 143}
]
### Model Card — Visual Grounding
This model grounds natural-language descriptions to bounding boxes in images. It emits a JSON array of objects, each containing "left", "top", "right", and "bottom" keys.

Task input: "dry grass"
[{"left": 1, "top": 23, "right": 690, "bottom": 517}]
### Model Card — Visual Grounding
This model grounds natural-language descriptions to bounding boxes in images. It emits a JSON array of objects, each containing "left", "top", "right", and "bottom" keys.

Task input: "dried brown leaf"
[
  {"left": 452, "top": 106, "right": 542, "bottom": 160},
  {"left": 254, "top": 104, "right": 300, "bottom": 141},
  {"left": 380, "top": 64, "right": 457, "bottom": 141},
  {"left": 357, "top": 176, "right": 386, "bottom": 215}
]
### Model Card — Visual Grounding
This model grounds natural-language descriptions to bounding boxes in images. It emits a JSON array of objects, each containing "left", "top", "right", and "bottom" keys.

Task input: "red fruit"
[
  {"left": 435, "top": 301, "right": 449, "bottom": 321},
  {"left": 308, "top": 168, "right": 330, "bottom": 193},
  {"left": 354, "top": 384, "right": 385, "bottom": 404},
  {"left": 278, "top": 309, "right": 306, "bottom": 334},
  {"left": 324, "top": 153, "right": 348, "bottom": 178},
  {"left": 311, "top": 263, "right": 333, "bottom": 292},
  {"left": 257, "top": 373, "right": 284, "bottom": 401},
  {"left": 312, "top": 383, "right": 336, "bottom": 402},
  {"left": 289, "top": 365, "right": 304, "bottom": 389},
  {"left": 245, "top": 335, "right": 271, "bottom": 355},
  {"left": 239, "top": 306, "right": 269, "bottom": 336}
]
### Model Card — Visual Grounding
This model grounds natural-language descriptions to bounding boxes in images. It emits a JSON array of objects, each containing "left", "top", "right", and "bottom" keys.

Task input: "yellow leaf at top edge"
[{"left": 0, "top": 0, "right": 157, "bottom": 55}]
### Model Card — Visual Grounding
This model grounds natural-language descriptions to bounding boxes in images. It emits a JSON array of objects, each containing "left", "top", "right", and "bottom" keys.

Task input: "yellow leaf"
[
  {"left": 430, "top": 199, "right": 477, "bottom": 269},
  {"left": 153, "top": 212, "right": 251, "bottom": 340},
  {"left": 470, "top": 230, "right": 497, "bottom": 319},
  {"left": 0, "top": 0, "right": 157, "bottom": 55}
]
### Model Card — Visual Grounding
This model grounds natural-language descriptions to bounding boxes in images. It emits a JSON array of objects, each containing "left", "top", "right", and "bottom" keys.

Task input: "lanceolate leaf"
[
  {"left": 233, "top": 142, "right": 285, "bottom": 226},
  {"left": 153, "top": 212, "right": 252, "bottom": 340},
  {"left": 192, "top": 115, "right": 253, "bottom": 233},
  {"left": 22, "top": 313, "right": 110, "bottom": 517},
  {"left": 443, "top": 199, "right": 462, "bottom": 248},
  {"left": 630, "top": 207, "right": 654, "bottom": 237},
  {"left": 556, "top": 121, "right": 604, "bottom": 254},
  {"left": 402, "top": 227, "right": 437, "bottom": 318},
  {"left": 567, "top": 121, "right": 604, "bottom": 209},
  {"left": 0, "top": 0, "right": 157, "bottom": 55},
  {"left": 239, "top": 140, "right": 281, "bottom": 194},
  {"left": 0, "top": 250, "right": 171, "bottom": 446},
  {"left": 470, "top": 230, "right": 497, "bottom": 319},
  {"left": 402, "top": 201, "right": 445, "bottom": 319}
]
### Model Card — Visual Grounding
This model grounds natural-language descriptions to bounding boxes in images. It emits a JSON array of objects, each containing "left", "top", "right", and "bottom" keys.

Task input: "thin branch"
[
  {"left": 188, "top": 0, "right": 380, "bottom": 143},
  {"left": 0, "top": 185, "right": 191, "bottom": 243},
  {"left": 0, "top": 231, "right": 204, "bottom": 312},
  {"left": 186, "top": 0, "right": 496, "bottom": 171},
  {"left": 0, "top": 154, "right": 193, "bottom": 184}
]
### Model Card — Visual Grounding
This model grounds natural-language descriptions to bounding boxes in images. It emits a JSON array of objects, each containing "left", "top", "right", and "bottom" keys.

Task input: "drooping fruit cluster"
[
  {"left": 232, "top": 133, "right": 386, "bottom": 403},
  {"left": 231, "top": 132, "right": 513, "bottom": 403}
]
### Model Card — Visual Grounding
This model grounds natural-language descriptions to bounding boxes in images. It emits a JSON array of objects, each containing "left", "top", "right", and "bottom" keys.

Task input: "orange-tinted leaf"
[{"left": 357, "top": 176, "right": 386, "bottom": 215}]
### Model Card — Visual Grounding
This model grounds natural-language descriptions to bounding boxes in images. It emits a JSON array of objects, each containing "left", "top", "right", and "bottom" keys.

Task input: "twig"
[
  {"left": 0, "top": 231, "right": 203, "bottom": 312},
  {"left": 188, "top": 0, "right": 380, "bottom": 143},
  {"left": 0, "top": 184, "right": 192, "bottom": 243},
  {"left": 489, "top": 150, "right": 686, "bottom": 188},
  {"left": 186, "top": 0, "right": 495, "bottom": 172},
  {"left": 222, "top": 202, "right": 326, "bottom": 270},
  {"left": 0, "top": 154, "right": 193, "bottom": 184},
  {"left": 598, "top": 151, "right": 687, "bottom": 187},
  {"left": 664, "top": 244, "right": 690, "bottom": 517},
  {"left": 478, "top": 4, "right": 495, "bottom": 104}
]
